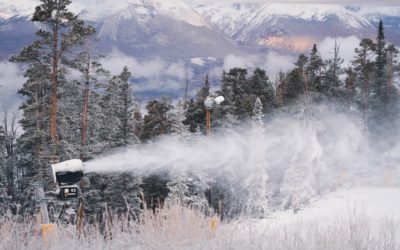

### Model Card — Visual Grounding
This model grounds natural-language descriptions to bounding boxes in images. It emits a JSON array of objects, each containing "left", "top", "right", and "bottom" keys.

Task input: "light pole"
[{"left": 204, "top": 96, "right": 224, "bottom": 136}]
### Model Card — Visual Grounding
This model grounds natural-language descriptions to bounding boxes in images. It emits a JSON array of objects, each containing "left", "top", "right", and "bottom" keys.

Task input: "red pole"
[{"left": 206, "top": 110, "right": 211, "bottom": 136}]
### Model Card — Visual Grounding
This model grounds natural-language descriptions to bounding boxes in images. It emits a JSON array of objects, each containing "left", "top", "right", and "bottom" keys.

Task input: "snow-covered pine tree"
[
  {"left": 184, "top": 74, "right": 210, "bottom": 133},
  {"left": 249, "top": 68, "right": 275, "bottom": 114},
  {"left": 352, "top": 38, "right": 376, "bottom": 130},
  {"left": 306, "top": 44, "right": 325, "bottom": 93},
  {"left": 344, "top": 67, "right": 357, "bottom": 105},
  {"left": 166, "top": 172, "right": 208, "bottom": 208},
  {"left": 100, "top": 66, "right": 138, "bottom": 150},
  {"left": 0, "top": 125, "right": 7, "bottom": 212},
  {"left": 141, "top": 97, "right": 173, "bottom": 141},
  {"left": 30, "top": 0, "right": 95, "bottom": 157},
  {"left": 243, "top": 103, "right": 269, "bottom": 218},
  {"left": 10, "top": 0, "right": 96, "bottom": 213},
  {"left": 369, "top": 20, "right": 387, "bottom": 133},
  {"left": 69, "top": 39, "right": 109, "bottom": 161},
  {"left": 281, "top": 55, "right": 308, "bottom": 105},
  {"left": 323, "top": 39, "right": 344, "bottom": 99},
  {"left": 133, "top": 107, "right": 143, "bottom": 140},
  {"left": 3, "top": 111, "right": 17, "bottom": 199},
  {"left": 10, "top": 62, "right": 53, "bottom": 213},
  {"left": 116, "top": 67, "right": 138, "bottom": 147},
  {"left": 253, "top": 97, "right": 264, "bottom": 125},
  {"left": 168, "top": 100, "right": 190, "bottom": 138},
  {"left": 215, "top": 69, "right": 240, "bottom": 127}
]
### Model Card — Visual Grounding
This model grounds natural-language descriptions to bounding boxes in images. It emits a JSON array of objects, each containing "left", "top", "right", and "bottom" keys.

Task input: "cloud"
[
  {"left": 223, "top": 54, "right": 255, "bottom": 70},
  {"left": 100, "top": 50, "right": 191, "bottom": 94},
  {"left": 0, "top": 61, "right": 24, "bottom": 112},
  {"left": 185, "top": 0, "right": 400, "bottom": 5},
  {"left": 264, "top": 52, "right": 296, "bottom": 78}
]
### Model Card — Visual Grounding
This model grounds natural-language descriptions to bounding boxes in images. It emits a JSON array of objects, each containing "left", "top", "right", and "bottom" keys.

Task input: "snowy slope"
[
  {"left": 79, "top": 0, "right": 208, "bottom": 27},
  {"left": 273, "top": 187, "right": 400, "bottom": 223}
]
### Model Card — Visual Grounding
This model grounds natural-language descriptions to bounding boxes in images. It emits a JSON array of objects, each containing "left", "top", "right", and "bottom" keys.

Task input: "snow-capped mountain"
[
  {"left": 196, "top": 3, "right": 400, "bottom": 52},
  {"left": 0, "top": 0, "right": 242, "bottom": 60},
  {"left": 1, "top": 1, "right": 400, "bottom": 60},
  {"left": 80, "top": 0, "right": 241, "bottom": 58}
]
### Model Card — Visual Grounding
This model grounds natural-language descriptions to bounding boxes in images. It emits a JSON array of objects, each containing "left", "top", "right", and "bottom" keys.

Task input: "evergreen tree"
[
  {"left": 306, "top": 44, "right": 324, "bottom": 93},
  {"left": 344, "top": 67, "right": 357, "bottom": 105},
  {"left": 323, "top": 39, "right": 344, "bottom": 99},
  {"left": 166, "top": 172, "right": 208, "bottom": 208},
  {"left": 252, "top": 97, "right": 264, "bottom": 125},
  {"left": 281, "top": 55, "right": 308, "bottom": 105},
  {"left": 352, "top": 38, "right": 376, "bottom": 129},
  {"left": 249, "top": 68, "right": 275, "bottom": 113},
  {"left": 100, "top": 67, "right": 138, "bottom": 150},
  {"left": 10, "top": 0, "right": 96, "bottom": 212},
  {"left": 70, "top": 42, "right": 109, "bottom": 161},
  {"left": 275, "top": 71, "right": 287, "bottom": 107},
  {"left": 30, "top": 0, "right": 95, "bottom": 156},
  {"left": 3, "top": 111, "right": 17, "bottom": 199},
  {"left": 141, "top": 97, "right": 173, "bottom": 141},
  {"left": 133, "top": 107, "right": 144, "bottom": 140},
  {"left": 168, "top": 100, "right": 190, "bottom": 137},
  {"left": 370, "top": 20, "right": 388, "bottom": 130},
  {"left": 184, "top": 75, "right": 210, "bottom": 133},
  {"left": 0, "top": 125, "right": 7, "bottom": 213}
]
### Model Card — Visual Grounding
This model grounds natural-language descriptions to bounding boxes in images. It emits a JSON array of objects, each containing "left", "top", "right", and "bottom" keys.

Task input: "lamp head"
[{"left": 204, "top": 97, "right": 214, "bottom": 109}]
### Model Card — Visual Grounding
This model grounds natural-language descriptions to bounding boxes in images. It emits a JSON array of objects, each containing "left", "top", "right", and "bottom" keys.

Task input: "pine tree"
[
  {"left": 370, "top": 20, "right": 388, "bottom": 130},
  {"left": 323, "top": 39, "right": 344, "bottom": 99},
  {"left": 306, "top": 44, "right": 324, "bottom": 93},
  {"left": 100, "top": 67, "right": 138, "bottom": 150},
  {"left": 168, "top": 100, "right": 190, "bottom": 137},
  {"left": 0, "top": 125, "right": 7, "bottom": 212},
  {"left": 275, "top": 71, "right": 286, "bottom": 107},
  {"left": 386, "top": 44, "right": 399, "bottom": 91},
  {"left": 141, "top": 97, "right": 173, "bottom": 141},
  {"left": 70, "top": 41, "right": 109, "bottom": 161},
  {"left": 166, "top": 173, "right": 208, "bottom": 208},
  {"left": 252, "top": 97, "right": 264, "bottom": 125},
  {"left": 249, "top": 68, "right": 275, "bottom": 113},
  {"left": 344, "top": 67, "right": 357, "bottom": 105},
  {"left": 352, "top": 38, "right": 376, "bottom": 129},
  {"left": 3, "top": 111, "right": 17, "bottom": 199},
  {"left": 281, "top": 55, "right": 308, "bottom": 105},
  {"left": 184, "top": 75, "right": 210, "bottom": 133},
  {"left": 30, "top": 0, "right": 95, "bottom": 157},
  {"left": 10, "top": 0, "right": 96, "bottom": 212}
]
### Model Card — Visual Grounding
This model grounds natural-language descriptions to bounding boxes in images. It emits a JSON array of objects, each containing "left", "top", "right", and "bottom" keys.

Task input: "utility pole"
[
  {"left": 184, "top": 72, "right": 189, "bottom": 108},
  {"left": 206, "top": 109, "right": 211, "bottom": 136},
  {"left": 204, "top": 96, "right": 225, "bottom": 136}
]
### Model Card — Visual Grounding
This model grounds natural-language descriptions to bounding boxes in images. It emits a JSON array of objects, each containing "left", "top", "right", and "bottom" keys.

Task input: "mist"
[{"left": 84, "top": 103, "right": 400, "bottom": 211}]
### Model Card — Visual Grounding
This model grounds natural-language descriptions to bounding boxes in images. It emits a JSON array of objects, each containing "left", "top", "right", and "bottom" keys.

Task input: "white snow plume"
[{"left": 85, "top": 104, "right": 400, "bottom": 210}]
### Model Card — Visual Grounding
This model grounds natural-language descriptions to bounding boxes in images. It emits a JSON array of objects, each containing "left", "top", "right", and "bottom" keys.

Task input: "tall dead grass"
[{"left": 0, "top": 203, "right": 399, "bottom": 250}]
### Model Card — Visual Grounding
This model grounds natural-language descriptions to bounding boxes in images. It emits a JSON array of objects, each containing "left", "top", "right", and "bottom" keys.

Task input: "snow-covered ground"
[
  {"left": 2, "top": 186, "right": 399, "bottom": 249},
  {"left": 215, "top": 187, "right": 400, "bottom": 250},
  {"left": 248, "top": 186, "right": 400, "bottom": 229}
]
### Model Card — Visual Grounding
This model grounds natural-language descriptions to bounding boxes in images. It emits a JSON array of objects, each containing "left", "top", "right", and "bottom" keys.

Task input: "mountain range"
[
  {"left": 1, "top": 1, "right": 400, "bottom": 61},
  {"left": 1, "top": 0, "right": 400, "bottom": 101}
]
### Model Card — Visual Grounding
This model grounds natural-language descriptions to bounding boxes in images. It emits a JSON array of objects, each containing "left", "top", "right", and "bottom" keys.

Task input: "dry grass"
[{"left": 0, "top": 203, "right": 399, "bottom": 250}]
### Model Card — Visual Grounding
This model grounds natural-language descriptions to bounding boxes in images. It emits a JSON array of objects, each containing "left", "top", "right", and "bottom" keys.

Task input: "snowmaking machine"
[
  {"left": 35, "top": 159, "right": 85, "bottom": 239},
  {"left": 51, "top": 159, "right": 84, "bottom": 200}
]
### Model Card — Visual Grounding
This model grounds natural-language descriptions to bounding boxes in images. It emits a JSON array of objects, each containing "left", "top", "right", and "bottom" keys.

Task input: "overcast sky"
[
  {"left": 184, "top": 0, "right": 400, "bottom": 5},
  {"left": 2, "top": 0, "right": 400, "bottom": 7}
]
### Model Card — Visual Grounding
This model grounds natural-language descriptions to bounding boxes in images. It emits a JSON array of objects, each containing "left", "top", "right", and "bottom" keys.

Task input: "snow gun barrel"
[{"left": 51, "top": 159, "right": 85, "bottom": 185}]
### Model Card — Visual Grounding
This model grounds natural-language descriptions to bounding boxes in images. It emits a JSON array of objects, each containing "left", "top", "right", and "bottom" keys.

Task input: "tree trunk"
[
  {"left": 50, "top": 24, "right": 59, "bottom": 162},
  {"left": 81, "top": 56, "right": 90, "bottom": 161}
]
